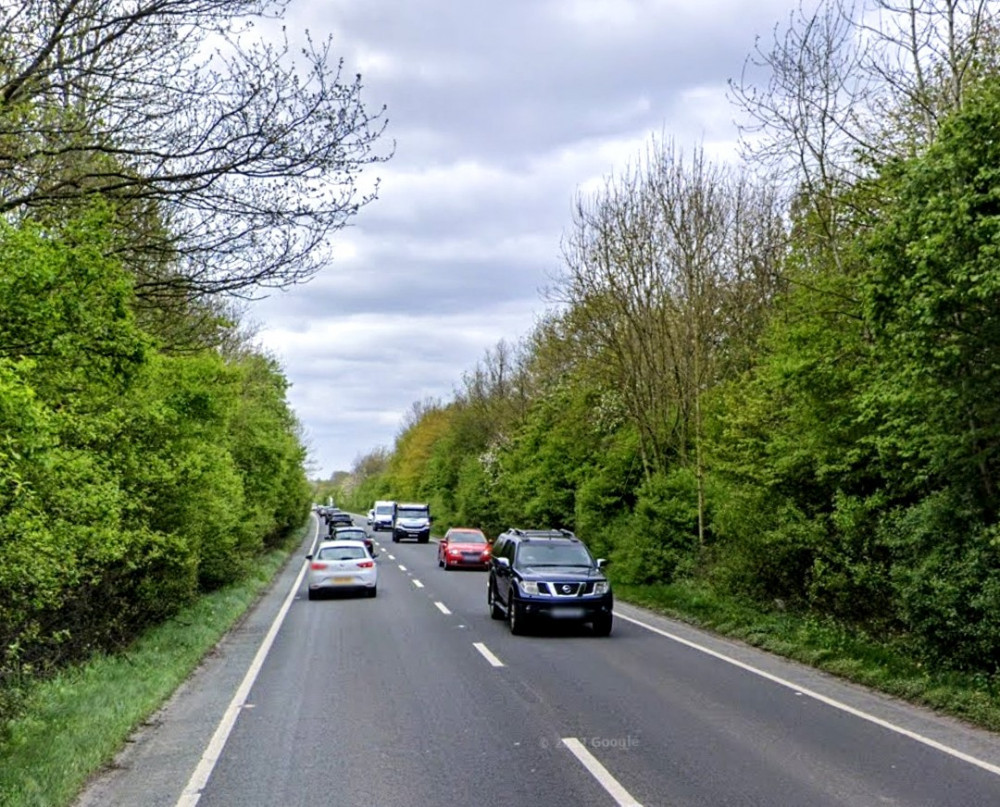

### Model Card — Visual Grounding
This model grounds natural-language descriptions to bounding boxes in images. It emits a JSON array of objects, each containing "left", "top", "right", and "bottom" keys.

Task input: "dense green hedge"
[{"left": 0, "top": 209, "right": 310, "bottom": 719}]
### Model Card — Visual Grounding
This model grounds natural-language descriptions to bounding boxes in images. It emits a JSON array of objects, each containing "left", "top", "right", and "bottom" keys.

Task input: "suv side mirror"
[
  {"left": 494, "top": 556, "right": 510, "bottom": 569},
  {"left": 596, "top": 558, "right": 610, "bottom": 568}
]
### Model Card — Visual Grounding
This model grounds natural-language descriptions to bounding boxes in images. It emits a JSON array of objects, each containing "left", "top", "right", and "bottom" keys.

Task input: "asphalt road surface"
[{"left": 74, "top": 513, "right": 1000, "bottom": 807}]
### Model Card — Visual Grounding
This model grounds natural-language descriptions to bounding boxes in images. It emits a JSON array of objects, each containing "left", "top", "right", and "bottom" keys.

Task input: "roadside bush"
[
  {"left": 710, "top": 486, "right": 823, "bottom": 606},
  {"left": 882, "top": 490, "right": 1000, "bottom": 670},
  {"left": 611, "top": 469, "right": 700, "bottom": 584}
]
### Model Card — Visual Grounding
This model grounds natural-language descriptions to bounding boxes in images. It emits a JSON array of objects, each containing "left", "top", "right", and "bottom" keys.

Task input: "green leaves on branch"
[{"left": 0, "top": 208, "right": 309, "bottom": 704}]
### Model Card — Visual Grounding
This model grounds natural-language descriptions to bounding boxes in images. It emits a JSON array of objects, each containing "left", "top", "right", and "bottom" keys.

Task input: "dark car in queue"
[
  {"left": 330, "top": 525, "right": 376, "bottom": 557},
  {"left": 487, "top": 528, "right": 612, "bottom": 636},
  {"left": 326, "top": 509, "right": 354, "bottom": 528}
]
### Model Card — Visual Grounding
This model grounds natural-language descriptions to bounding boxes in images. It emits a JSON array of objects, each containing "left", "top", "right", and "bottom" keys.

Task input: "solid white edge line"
[
  {"left": 616, "top": 612, "right": 1000, "bottom": 778},
  {"left": 472, "top": 642, "right": 504, "bottom": 667},
  {"left": 413, "top": 579, "right": 424, "bottom": 588},
  {"left": 434, "top": 601, "right": 451, "bottom": 615},
  {"left": 562, "top": 737, "right": 644, "bottom": 807},
  {"left": 174, "top": 519, "right": 318, "bottom": 807}
]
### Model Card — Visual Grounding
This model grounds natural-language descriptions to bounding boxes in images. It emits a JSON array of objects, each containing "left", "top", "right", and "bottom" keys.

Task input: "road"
[{"left": 75, "top": 514, "right": 1000, "bottom": 807}]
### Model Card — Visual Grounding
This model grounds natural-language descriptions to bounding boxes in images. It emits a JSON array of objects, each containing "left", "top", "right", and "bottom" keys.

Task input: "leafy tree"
[
  {"left": 0, "top": 0, "right": 390, "bottom": 301},
  {"left": 865, "top": 78, "right": 1000, "bottom": 516}
]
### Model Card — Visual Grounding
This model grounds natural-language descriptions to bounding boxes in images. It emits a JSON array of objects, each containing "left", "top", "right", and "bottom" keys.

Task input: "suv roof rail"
[{"left": 503, "top": 527, "right": 579, "bottom": 541}]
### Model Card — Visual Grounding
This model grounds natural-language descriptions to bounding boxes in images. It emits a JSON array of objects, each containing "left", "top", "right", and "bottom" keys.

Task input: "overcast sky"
[{"left": 251, "top": 0, "right": 800, "bottom": 478}]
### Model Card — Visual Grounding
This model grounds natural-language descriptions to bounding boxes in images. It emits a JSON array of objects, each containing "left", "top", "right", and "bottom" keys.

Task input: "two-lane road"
[{"left": 76, "top": 515, "right": 1000, "bottom": 806}]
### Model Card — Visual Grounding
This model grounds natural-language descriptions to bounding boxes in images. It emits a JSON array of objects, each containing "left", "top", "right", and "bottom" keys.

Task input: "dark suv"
[{"left": 487, "top": 528, "right": 613, "bottom": 636}]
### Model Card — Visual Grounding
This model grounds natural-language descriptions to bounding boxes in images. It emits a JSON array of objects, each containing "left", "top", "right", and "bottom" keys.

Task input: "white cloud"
[{"left": 255, "top": 0, "right": 802, "bottom": 476}]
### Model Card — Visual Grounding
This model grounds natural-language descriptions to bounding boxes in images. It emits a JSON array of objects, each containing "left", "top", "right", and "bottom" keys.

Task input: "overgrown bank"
[{"left": 0, "top": 521, "right": 309, "bottom": 807}]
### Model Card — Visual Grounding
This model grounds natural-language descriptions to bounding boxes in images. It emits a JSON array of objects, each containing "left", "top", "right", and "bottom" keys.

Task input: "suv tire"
[
  {"left": 508, "top": 596, "right": 527, "bottom": 635},
  {"left": 593, "top": 614, "right": 613, "bottom": 637},
  {"left": 488, "top": 583, "right": 504, "bottom": 620}
]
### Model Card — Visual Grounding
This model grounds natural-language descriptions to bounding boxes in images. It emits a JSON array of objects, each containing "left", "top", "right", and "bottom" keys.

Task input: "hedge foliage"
[{"left": 0, "top": 208, "right": 310, "bottom": 718}]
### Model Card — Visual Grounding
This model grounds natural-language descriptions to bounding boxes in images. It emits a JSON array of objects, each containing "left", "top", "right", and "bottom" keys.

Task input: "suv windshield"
[{"left": 515, "top": 543, "right": 593, "bottom": 567}]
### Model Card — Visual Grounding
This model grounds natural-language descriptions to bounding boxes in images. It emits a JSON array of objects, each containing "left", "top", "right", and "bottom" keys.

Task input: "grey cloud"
[{"left": 260, "top": 0, "right": 802, "bottom": 474}]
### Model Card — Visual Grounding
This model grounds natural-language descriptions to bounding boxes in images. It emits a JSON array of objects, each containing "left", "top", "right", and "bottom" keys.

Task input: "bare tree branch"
[{"left": 0, "top": 0, "right": 391, "bottom": 301}]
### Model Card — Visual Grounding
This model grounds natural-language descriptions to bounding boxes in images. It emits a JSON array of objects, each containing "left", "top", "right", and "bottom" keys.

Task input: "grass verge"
[
  {"left": 0, "top": 523, "right": 307, "bottom": 807},
  {"left": 615, "top": 580, "right": 1000, "bottom": 733}
]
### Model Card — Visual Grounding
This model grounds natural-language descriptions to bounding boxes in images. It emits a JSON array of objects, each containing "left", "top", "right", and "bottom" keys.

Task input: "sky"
[{"left": 250, "top": 0, "right": 800, "bottom": 479}]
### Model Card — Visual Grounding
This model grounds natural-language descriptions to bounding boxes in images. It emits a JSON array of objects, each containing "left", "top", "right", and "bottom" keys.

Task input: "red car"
[{"left": 438, "top": 528, "right": 491, "bottom": 570}]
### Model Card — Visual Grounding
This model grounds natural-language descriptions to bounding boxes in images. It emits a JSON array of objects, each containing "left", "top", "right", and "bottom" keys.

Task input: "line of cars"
[
  {"left": 309, "top": 502, "right": 615, "bottom": 635},
  {"left": 308, "top": 506, "right": 378, "bottom": 599}
]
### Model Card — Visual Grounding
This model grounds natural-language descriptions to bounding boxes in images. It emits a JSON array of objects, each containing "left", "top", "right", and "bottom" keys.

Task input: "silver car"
[{"left": 306, "top": 540, "right": 378, "bottom": 599}]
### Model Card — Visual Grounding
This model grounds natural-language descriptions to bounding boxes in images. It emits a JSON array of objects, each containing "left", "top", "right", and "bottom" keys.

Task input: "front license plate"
[{"left": 552, "top": 607, "right": 585, "bottom": 619}]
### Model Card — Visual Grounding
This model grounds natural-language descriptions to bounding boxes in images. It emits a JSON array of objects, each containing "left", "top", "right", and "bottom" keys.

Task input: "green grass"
[
  {"left": 0, "top": 524, "right": 306, "bottom": 807},
  {"left": 615, "top": 580, "right": 1000, "bottom": 732}
]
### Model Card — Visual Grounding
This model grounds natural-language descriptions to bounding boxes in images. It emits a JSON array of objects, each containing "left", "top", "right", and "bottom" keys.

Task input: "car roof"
[
  {"left": 500, "top": 528, "right": 580, "bottom": 543},
  {"left": 317, "top": 539, "right": 367, "bottom": 548}
]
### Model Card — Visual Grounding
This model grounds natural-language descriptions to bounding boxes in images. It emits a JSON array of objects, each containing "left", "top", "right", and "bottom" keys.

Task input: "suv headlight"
[
  {"left": 519, "top": 580, "right": 539, "bottom": 595},
  {"left": 593, "top": 581, "right": 610, "bottom": 596}
]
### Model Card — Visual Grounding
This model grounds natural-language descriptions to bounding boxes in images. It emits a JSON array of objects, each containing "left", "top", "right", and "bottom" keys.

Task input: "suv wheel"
[
  {"left": 488, "top": 583, "right": 504, "bottom": 620},
  {"left": 593, "top": 614, "right": 613, "bottom": 637},
  {"left": 508, "top": 596, "right": 527, "bottom": 635}
]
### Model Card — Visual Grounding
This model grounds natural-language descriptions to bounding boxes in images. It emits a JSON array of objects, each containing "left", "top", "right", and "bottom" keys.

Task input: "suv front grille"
[{"left": 541, "top": 582, "right": 583, "bottom": 597}]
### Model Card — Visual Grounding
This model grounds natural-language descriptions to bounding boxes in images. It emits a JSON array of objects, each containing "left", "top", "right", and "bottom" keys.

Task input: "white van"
[{"left": 372, "top": 500, "right": 396, "bottom": 531}]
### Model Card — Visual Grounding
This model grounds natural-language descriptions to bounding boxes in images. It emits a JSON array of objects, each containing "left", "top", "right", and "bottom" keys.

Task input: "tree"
[
  {"left": 0, "top": 0, "right": 390, "bottom": 302},
  {"left": 864, "top": 77, "right": 1000, "bottom": 515},
  {"left": 730, "top": 0, "right": 1000, "bottom": 277},
  {"left": 554, "top": 140, "right": 784, "bottom": 543}
]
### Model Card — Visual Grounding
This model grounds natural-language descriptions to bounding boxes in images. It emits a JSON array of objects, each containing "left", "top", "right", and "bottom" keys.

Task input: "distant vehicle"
[
  {"left": 327, "top": 509, "right": 353, "bottom": 528},
  {"left": 366, "top": 508, "right": 375, "bottom": 527},
  {"left": 330, "top": 525, "right": 376, "bottom": 557},
  {"left": 306, "top": 540, "right": 377, "bottom": 599},
  {"left": 488, "top": 528, "right": 612, "bottom": 636},
  {"left": 392, "top": 502, "right": 431, "bottom": 543},
  {"left": 372, "top": 500, "right": 396, "bottom": 532},
  {"left": 438, "top": 528, "right": 491, "bottom": 570}
]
